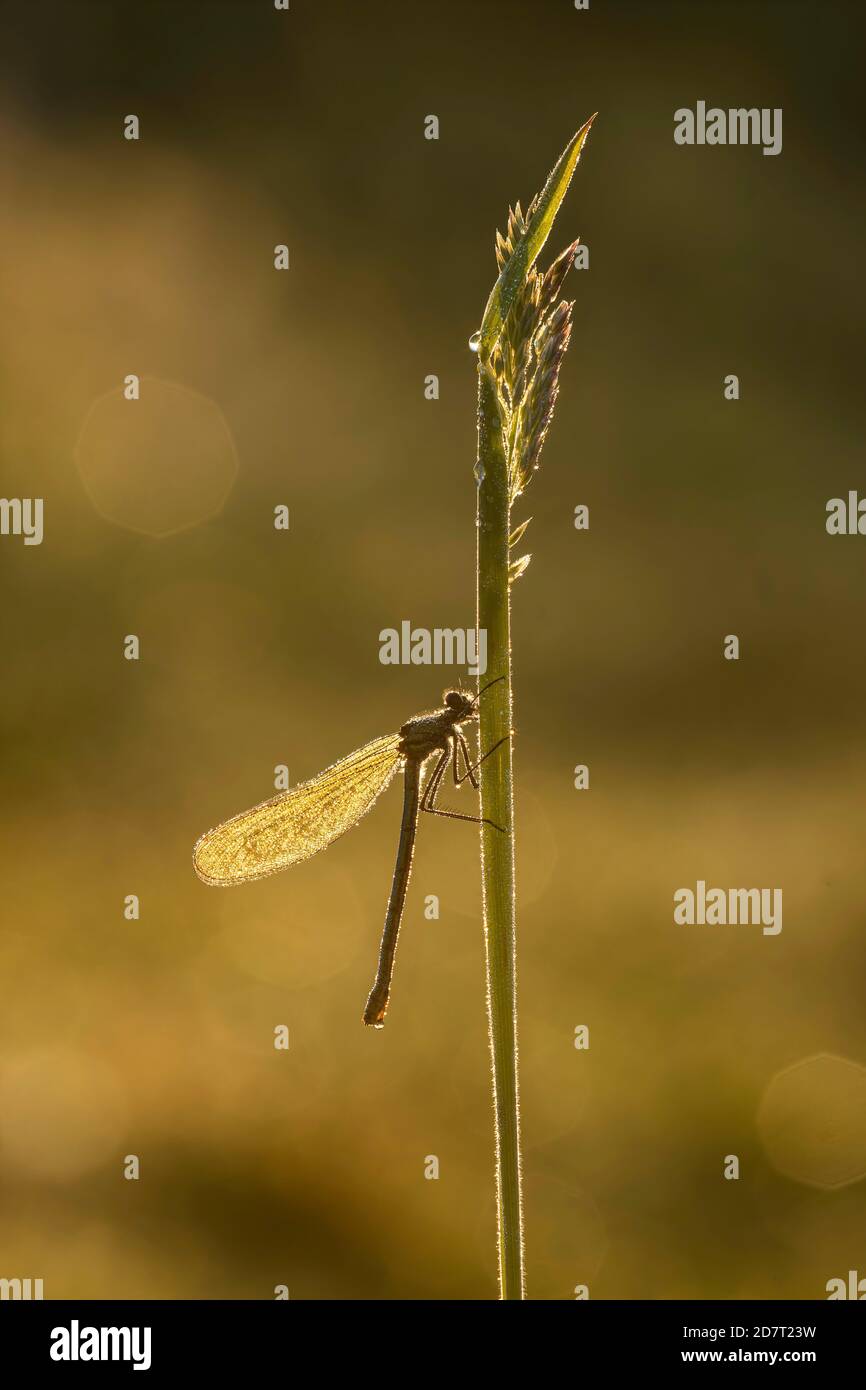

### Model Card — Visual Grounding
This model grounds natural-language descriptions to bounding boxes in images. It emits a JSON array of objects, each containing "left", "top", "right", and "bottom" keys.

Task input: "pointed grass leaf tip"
[{"left": 477, "top": 114, "right": 596, "bottom": 362}]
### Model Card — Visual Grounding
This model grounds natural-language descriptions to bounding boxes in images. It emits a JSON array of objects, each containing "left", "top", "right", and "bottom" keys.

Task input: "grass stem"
[
  {"left": 476, "top": 359, "right": 524, "bottom": 1299},
  {"left": 473, "top": 117, "right": 595, "bottom": 1300}
]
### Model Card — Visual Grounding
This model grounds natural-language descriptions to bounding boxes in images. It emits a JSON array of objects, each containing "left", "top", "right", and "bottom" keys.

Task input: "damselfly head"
[{"left": 444, "top": 689, "right": 476, "bottom": 721}]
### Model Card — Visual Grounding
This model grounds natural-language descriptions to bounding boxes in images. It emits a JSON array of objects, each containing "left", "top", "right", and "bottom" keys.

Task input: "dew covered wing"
[{"left": 193, "top": 734, "right": 402, "bottom": 885}]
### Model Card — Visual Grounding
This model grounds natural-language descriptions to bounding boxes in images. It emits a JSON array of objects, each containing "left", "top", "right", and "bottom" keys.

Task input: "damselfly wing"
[{"left": 194, "top": 734, "right": 402, "bottom": 886}]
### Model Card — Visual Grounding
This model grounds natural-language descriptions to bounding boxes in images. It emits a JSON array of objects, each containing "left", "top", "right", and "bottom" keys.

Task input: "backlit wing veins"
[{"left": 193, "top": 734, "right": 402, "bottom": 886}]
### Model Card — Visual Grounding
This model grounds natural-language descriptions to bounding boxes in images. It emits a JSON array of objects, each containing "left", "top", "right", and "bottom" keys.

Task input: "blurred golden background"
[{"left": 0, "top": 0, "right": 865, "bottom": 1299}]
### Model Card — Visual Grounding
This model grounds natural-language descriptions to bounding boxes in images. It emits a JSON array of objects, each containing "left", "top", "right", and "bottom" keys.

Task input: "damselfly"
[{"left": 193, "top": 681, "right": 507, "bottom": 1027}]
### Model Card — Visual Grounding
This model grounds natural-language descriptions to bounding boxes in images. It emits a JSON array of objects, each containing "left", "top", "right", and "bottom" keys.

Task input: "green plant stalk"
[
  {"left": 476, "top": 358, "right": 525, "bottom": 1299},
  {"left": 474, "top": 113, "right": 595, "bottom": 1300}
]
